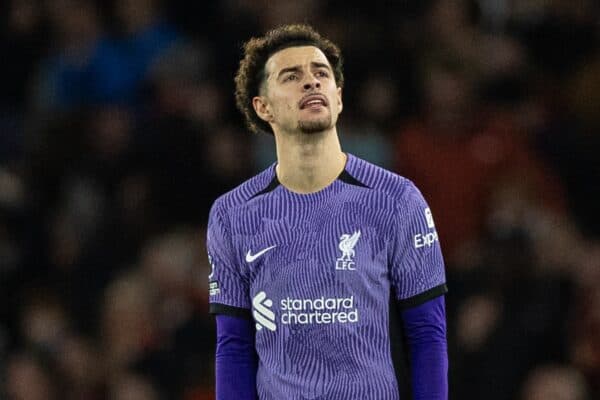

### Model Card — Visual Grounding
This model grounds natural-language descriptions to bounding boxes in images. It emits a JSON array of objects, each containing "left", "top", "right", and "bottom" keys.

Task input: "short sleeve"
[
  {"left": 207, "top": 202, "right": 252, "bottom": 317},
  {"left": 389, "top": 181, "right": 447, "bottom": 308}
]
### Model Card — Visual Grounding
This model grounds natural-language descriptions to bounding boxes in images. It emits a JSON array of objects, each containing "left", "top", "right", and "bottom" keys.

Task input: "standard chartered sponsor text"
[{"left": 280, "top": 295, "right": 359, "bottom": 325}]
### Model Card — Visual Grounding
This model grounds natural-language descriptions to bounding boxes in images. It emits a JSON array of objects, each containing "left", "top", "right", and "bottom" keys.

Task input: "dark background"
[{"left": 0, "top": 0, "right": 598, "bottom": 399}]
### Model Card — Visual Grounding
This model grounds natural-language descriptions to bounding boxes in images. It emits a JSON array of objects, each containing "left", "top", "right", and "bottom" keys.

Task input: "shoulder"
[
  {"left": 209, "top": 165, "right": 276, "bottom": 220},
  {"left": 345, "top": 154, "right": 422, "bottom": 205}
]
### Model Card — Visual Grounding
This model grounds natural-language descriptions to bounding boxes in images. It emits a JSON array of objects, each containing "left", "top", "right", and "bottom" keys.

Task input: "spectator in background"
[
  {"left": 101, "top": 270, "right": 158, "bottom": 380},
  {"left": 29, "top": 105, "right": 144, "bottom": 333},
  {"left": 4, "top": 350, "right": 61, "bottom": 400},
  {"left": 0, "top": 0, "right": 46, "bottom": 164},
  {"left": 0, "top": 0, "right": 46, "bottom": 110},
  {"left": 56, "top": 335, "right": 104, "bottom": 399},
  {"left": 570, "top": 246, "right": 600, "bottom": 396},
  {"left": 32, "top": 0, "right": 130, "bottom": 111},
  {"left": 113, "top": 0, "right": 181, "bottom": 94},
  {"left": 138, "top": 229, "right": 215, "bottom": 397},
  {"left": 109, "top": 373, "right": 160, "bottom": 400},
  {"left": 18, "top": 292, "right": 70, "bottom": 355},
  {"left": 536, "top": 55, "right": 600, "bottom": 236},
  {"left": 94, "top": 228, "right": 214, "bottom": 398},
  {"left": 520, "top": 364, "right": 589, "bottom": 400},
  {"left": 422, "top": 0, "right": 482, "bottom": 75},
  {"left": 141, "top": 41, "right": 254, "bottom": 224},
  {"left": 394, "top": 55, "right": 565, "bottom": 263},
  {"left": 448, "top": 167, "right": 578, "bottom": 399},
  {"left": 32, "top": 0, "right": 180, "bottom": 112},
  {"left": 337, "top": 73, "right": 398, "bottom": 169}
]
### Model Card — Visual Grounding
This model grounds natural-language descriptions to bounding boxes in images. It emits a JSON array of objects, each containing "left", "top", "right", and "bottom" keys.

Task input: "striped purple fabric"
[{"left": 208, "top": 153, "right": 447, "bottom": 399}]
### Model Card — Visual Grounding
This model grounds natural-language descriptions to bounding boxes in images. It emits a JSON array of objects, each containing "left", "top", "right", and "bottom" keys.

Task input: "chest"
[{"left": 232, "top": 203, "right": 392, "bottom": 298}]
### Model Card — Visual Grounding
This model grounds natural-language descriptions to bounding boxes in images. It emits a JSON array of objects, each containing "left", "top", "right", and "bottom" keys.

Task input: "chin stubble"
[{"left": 298, "top": 115, "right": 332, "bottom": 134}]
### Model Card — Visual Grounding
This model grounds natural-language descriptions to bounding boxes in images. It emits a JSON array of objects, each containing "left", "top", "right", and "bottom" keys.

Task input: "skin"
[{"left": 252, "top": 46, "right": 346, "bottom": 194}]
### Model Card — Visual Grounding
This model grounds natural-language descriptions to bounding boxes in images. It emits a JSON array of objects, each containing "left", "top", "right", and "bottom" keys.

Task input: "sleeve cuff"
[
  {"left": 210, "top": 303, "right": 252, "bottom": 319},
  {"left": 397, "top": 283, "right": 448, "bottom": 310}
]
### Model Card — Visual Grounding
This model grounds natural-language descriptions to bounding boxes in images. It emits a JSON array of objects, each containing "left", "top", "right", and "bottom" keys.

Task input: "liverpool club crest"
[{"left": 336, "top": 230, "right": 361, "bottom": 270}]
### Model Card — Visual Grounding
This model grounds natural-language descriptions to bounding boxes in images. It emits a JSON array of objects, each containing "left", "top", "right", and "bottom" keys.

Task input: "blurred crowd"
[{"left": 0, "top": 0, "right": 598, "bottom": 399}]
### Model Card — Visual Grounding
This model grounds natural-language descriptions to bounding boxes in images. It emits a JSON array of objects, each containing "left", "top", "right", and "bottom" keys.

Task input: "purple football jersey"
[{"left": 208, "top": 154, "right": 447, "bottom": 399}]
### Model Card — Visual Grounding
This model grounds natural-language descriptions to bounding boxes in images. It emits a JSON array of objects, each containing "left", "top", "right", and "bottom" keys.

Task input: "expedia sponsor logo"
[
  {"left": 414, "top": 231, "right": 439, "bottom": 249},
  {"left": 414, "top": 207, "right": 439, "bottom": 249}
]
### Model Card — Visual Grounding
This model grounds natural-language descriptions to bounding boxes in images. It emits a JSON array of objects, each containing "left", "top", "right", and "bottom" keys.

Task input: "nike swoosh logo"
[{"left": 246, "top": 245, "right": 277, "bottom": 262}]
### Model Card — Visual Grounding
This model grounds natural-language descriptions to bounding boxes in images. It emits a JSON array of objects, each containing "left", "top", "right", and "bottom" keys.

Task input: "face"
[{"left": 253, "top": 46, "right": 342, "bottom": 135}]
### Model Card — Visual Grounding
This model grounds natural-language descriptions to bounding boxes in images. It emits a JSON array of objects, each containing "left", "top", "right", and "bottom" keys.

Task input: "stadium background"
[{"left": 0, "top": 0, "right": 598, "bottom": 398}]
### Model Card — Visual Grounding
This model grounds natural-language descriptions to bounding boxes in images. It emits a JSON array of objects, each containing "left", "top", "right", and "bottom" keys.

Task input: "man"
[{"left": 208, "top": 24, "right": 448, "bottom": 399}]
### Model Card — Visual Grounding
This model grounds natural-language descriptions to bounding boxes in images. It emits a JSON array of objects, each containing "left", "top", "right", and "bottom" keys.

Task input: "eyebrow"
[{"left": 276, "top": 62, "right": 332, "bottom": 79}]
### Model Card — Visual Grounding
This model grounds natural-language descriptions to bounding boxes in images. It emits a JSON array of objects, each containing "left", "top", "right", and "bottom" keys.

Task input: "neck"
[{"left": 273, "top": 127, "right": 346, "bottom": 194}]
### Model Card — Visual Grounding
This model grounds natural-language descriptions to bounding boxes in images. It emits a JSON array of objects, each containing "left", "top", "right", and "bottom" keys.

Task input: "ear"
[
  {"left": 337, "top": 86, "right": 343, "bottom": 114},
  {"left": 252, "top": 96, "right": 273, "bottom": 123}
]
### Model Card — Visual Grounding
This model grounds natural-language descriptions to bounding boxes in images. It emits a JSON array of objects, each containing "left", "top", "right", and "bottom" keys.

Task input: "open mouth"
[{"left": 299, "top": 94, "right": 328, "bottom": 109}]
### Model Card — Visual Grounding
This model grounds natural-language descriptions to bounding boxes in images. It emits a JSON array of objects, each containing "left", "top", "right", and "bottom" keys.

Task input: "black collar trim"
[
  {"left": 250, "top": 168, "right": 369, "bottom": 200},
  {"left": 250, "top": 175, "right": 281, "bottom": 199},
  {"left": 338, "top": 170, "right": 369, "bottom": 188}
]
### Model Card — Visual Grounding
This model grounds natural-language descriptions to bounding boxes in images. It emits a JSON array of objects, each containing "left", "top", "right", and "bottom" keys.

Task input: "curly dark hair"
[{"left": 234, "top": 24, "right": 344, "bottom": 135}]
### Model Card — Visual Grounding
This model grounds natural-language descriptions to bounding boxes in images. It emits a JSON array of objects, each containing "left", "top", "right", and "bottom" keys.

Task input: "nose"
[{"left": 303, "top": 76, "right": 321, "bottom": 91}]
